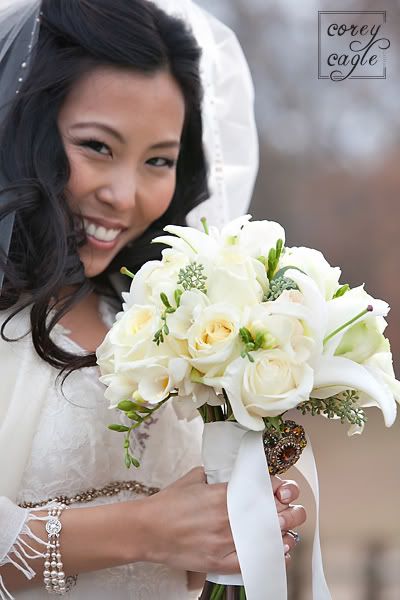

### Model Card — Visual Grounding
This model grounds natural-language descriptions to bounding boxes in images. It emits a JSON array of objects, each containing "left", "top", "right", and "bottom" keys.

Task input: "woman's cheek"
[{"left": 147, "top": 175, "right": 176, "bottom": 220}]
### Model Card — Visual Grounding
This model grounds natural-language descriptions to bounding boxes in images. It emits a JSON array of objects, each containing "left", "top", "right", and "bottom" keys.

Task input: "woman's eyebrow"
[{"left": 70, "top": 121, "right": 181, "bottom": 150}]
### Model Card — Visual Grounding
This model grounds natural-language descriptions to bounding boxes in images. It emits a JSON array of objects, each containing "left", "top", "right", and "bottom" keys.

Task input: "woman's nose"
[{"left": 97, "top": 170, "right": 137, "bottom": 212}]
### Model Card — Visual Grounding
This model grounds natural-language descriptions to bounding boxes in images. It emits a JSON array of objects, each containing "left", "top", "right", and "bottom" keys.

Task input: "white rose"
[
  {"left": 245, "top": 304, "right": 314, "bottom": 365},
  {"left": 187, "top": 304, "right": 241, "bottom": 377},
  {"left": 206, "top": 249, "right": 267, "bottom": 308},
  {"left": 279, "top": 246, "right": 341, "bottom": 301},
  {"left": 105, "top": 304, "right": 159, "bottom": 368},
  {"left": 222, "top": 350, "right": 314, "bottom": 430}
]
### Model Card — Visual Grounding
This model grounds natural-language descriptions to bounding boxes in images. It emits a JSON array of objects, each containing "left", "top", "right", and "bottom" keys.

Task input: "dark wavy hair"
[{"left": 0, "top": 0, "right": 209, "bottom": 374}]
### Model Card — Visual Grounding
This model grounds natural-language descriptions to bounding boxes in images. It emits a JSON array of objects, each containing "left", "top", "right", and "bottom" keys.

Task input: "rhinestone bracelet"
[{"left": 43, "top": 503, "right": 67, "bottom": 595}]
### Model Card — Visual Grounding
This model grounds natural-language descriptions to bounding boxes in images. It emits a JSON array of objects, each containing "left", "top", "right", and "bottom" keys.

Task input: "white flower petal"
[{"left": 313, "top": 355, "right": 397, "bottom": 427}]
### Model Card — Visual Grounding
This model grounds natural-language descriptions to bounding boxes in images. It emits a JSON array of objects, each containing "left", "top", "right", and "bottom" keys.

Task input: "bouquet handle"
[{"left": 202, "top": 421, "right": 288, "bottom": 599}]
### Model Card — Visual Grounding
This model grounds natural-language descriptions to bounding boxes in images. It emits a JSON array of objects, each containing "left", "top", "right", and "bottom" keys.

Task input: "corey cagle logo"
[{"left": 318, "top": 11, "right": 390, "bottom": 81}]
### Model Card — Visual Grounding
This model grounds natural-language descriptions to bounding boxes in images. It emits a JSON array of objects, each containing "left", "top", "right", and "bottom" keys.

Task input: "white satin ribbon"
[
  {"left": 202, "top": 421, "right": 287, "bottom": 598},
  {"left": 202, "top": 422, "right": 332, "bottom": 600},
  {"left": 295, "top": 436, "right": 332, "bottom": 600}
]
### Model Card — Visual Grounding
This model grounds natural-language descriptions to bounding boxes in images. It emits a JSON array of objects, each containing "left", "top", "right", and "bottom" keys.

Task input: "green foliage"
[
  {"left": 264, "top": 265, "right": 306, "bottom": 301},
  {"left": 297, "top": 389, "right": 367, "bottom": 427},
  {"left": 108, "top": 397, "right": 170, "bottom": 468},
  {"left": 153, "top": 292, "right": 178, "bottom": 345},
  {"left": 239, "top": 327, "right": 266, "bottom": 362},
  {"left": 267, "top": 238, "right": 284, "bottom": 280},
  {"left": 333, "top": 284, "right": 350, "bottom": 299}
]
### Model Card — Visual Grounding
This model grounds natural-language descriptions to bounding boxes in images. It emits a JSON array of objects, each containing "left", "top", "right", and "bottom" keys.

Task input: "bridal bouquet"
[{"left": 97, "top": 215, "right": 399, "bottom": 600}]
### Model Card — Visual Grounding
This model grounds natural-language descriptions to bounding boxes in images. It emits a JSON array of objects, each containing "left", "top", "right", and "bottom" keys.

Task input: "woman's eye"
[
  {"left": 81, "top": 140, "right": 112, "bottom": 156},
  {"left": 147, "top": 157, "right": 177, "bottom": 169}
]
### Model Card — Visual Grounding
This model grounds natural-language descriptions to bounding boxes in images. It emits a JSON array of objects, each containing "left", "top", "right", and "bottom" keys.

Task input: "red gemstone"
[{"left": 281, "top": 445, "right": 297, "bottom": 462}]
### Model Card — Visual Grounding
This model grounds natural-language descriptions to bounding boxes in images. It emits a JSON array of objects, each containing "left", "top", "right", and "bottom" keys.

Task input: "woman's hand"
[
  {"left": 272, "top": 475, "right": 306, "bottom": 562},
  {"left": 138, "top": 467, "right": 306, "bottom": 575}
]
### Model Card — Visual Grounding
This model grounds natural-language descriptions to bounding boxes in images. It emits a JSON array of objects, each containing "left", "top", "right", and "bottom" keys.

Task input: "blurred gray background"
[{"left": 197, "top": 1, "right": 400, "bottom": 598}]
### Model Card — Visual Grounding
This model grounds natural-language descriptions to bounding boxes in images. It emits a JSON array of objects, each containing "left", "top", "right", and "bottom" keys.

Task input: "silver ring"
[{"left": 286, "top": 529, "right": 300, "bottom": 544}]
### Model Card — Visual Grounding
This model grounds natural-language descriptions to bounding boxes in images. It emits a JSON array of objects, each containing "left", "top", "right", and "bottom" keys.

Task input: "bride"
[{"left": 0, "top": 1, "right": 306, "bottom": 598}]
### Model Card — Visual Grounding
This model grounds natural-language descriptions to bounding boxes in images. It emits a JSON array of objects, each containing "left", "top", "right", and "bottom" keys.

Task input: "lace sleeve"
[{"left": 0, "top": 497, "right": 48, "bottom": 600}]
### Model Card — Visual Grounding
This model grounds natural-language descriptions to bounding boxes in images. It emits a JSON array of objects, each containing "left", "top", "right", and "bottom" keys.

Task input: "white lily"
[
  {"left": 311, "top": 355, "right": 397, "bottom": 428},
  {"left": 323, "top": 285, "right": 390, "bottom": 357},
  {"left": 152, "top": 224, "right": 219, "bottom": 257},
  {"left": 236, "top": 219, "right": 286, "bottom": 258}
]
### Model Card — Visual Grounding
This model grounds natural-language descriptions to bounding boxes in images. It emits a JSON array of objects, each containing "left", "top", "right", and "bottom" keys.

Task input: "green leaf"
[
  {"left": 108, "top": 424, "right": 130, "bottom": 433},
  {"left": 125, "top": 453, "right": 132, "bottom": 469}
]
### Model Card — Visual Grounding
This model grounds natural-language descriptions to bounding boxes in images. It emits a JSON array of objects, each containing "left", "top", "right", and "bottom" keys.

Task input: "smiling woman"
[
  {"left": 0, "top": 1, "right": 306, "bottom": 599},
  {"left": 58, "top": 66, "right": 185, "bottom": 278}
]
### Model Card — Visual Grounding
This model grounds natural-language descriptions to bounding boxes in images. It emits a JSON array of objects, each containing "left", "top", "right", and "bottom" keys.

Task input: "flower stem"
[{"left": 323, "top": 305, "right": 373, "bottom": 345}]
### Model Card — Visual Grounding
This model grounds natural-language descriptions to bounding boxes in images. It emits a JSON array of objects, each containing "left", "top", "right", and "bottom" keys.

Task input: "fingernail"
[
  {"left": 279, "top": 487, "right": 291, "bottom": 501},
  {"left": 279, "top": 516, "right": 285, "bottom": 528},
  {"left": 284, "top": 544, "right": 290, "bottom": 553}
]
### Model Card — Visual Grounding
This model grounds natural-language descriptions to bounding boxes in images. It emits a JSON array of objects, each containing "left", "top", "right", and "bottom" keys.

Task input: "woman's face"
[{"left": 57, "top": 66, "right": 185, "bottom": 278}]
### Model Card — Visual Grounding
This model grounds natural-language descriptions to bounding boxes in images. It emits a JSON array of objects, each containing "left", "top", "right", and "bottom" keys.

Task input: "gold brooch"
[{"left": 263, "top": 420, "right": 307, "bottom": 476}]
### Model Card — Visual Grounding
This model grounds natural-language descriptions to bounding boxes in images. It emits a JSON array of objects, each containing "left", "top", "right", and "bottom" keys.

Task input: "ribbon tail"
[
  {"left": 227, "top": 431, "right": 287, "bottom": 600},
  {"left": 295, "top": 436, "right": 332, "bottom": 600}
]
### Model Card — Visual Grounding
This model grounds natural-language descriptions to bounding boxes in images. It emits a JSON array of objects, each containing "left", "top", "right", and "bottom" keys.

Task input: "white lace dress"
[{"left": 0, "top": 301, "right": 204, "bottom": 599}]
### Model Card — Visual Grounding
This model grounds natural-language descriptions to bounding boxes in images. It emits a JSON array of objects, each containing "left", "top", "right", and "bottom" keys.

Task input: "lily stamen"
[{"left": 323, "top": 305, "right": 373, "bottom": 345}]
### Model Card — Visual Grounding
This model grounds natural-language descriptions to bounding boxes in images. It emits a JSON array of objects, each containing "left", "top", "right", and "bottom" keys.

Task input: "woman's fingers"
[
  {"left": 279, "top": 505, "right": 307, "bottom": 532},
  {"left": 274, "top": 478, "right": 301, "bottom": 513},
  {"left": 283, "top": 530, "right": 300, "bottom": 554},
  {"left": 276, "top": 479, "right": 300, "bottom": 505}
]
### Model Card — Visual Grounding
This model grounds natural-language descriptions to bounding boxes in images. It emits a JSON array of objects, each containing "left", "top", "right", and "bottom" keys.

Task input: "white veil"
[{"left": 153, "top": 0, "right": 259, "bottom": 227}]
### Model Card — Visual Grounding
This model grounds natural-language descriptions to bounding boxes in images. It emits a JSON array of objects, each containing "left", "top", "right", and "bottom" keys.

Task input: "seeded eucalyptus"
[
  {"left": 177, "top": 261, "right": 207, "bottom": 292},
  {"left": 297, "top": 390, "right": 367, "bottom": 428}
]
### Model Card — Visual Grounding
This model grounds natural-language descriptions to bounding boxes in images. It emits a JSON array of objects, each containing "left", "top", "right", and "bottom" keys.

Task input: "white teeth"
[{"left": 83, "top": 219, "right": 121, "bottom": 242}]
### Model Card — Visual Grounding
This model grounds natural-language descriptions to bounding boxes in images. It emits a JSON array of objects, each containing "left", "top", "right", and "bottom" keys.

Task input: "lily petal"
[{"left": 313, "top": 355, "right": 397, "bottom": 427}]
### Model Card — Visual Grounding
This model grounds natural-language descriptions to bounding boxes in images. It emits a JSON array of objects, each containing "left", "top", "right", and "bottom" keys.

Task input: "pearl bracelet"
[{"left": 43, "top": 503, "right": 67, "bottom": 595}]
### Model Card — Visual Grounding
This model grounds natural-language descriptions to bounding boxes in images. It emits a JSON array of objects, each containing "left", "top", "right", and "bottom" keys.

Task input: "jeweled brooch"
[{"left": 263, "top": 420, "right": 307, "bottom": 476}]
